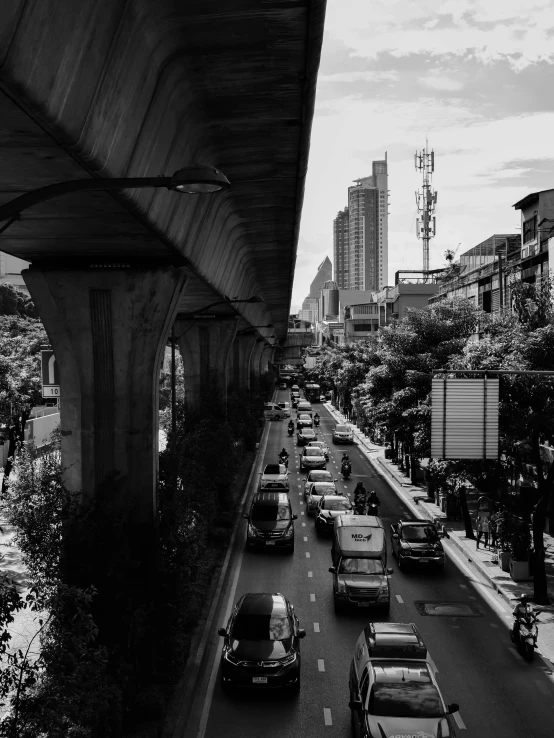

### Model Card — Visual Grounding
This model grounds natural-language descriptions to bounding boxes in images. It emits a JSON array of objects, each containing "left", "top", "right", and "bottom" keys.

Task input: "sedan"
[
  {"left": 218, "top": 592, "right": 306, "bottom": 693},
  {"left": 307, "top": 482, "right": 339, "bottom": 516},
  {"left": 260, "top": 463, "right": 289, "bottom": 492},
  {"left": 314, "top": 495, "right": 353, "bottom": 534},
  {"left": 306, "top": 440, "right": 329, "bottom": 461},
  {"left": 300, "top": 447, "right": 327, "bottom": 472},
  {"left": 297, "top": 428, "right": 317, "bottom": 446},
  {"left": 333, "top": 423, "right": 354, "bottom": 444},
  {"left": 304, "top": 470, "right": 336, "bottom": 498}
]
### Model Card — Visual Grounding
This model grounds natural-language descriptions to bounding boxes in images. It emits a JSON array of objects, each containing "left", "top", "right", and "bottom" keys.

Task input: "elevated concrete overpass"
[{"left": 0, "top": 0, "right": 326, "bottom": 592}]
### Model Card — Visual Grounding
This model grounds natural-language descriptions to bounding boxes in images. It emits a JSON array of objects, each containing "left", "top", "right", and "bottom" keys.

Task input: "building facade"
[{"left": 333, "top": 156, "right": 388, "bottom": 292}]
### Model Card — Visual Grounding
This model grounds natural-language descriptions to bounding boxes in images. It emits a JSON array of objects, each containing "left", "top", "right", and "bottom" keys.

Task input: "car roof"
[
  {"left": 237, "top": 593, "right": 288, "bottom": 615},
  {"left": 335, "top": 514, "right": 383, "bottom": 528},
  {"left": 353, "top": 623, "right": 428, "bottom": 667},
  {"left": 254, "top": 492, "right": 290, "bottom": 505},
  {"left": 263, "top": 464, "right": 283, "bottom": 474}
]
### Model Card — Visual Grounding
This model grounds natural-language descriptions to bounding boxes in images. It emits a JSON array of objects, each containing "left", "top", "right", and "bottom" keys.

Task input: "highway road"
[{"left": 182, "top": 390, "right": 554, "bottom": 738}]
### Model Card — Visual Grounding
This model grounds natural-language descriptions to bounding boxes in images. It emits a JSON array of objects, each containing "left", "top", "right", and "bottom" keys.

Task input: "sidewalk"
[{"left": 324, "top": 404, "right": 554, "bottom": 665}]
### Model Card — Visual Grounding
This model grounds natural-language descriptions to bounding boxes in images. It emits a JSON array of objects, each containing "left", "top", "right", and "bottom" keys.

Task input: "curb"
[{"left": 164, "top": 420, "right": 271, "bottom": 738}]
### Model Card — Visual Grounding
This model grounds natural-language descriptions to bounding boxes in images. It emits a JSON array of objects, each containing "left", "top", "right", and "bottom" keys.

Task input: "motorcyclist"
[
  {"left": 314, "top": 412, "right": 320, "bottom": 425},
  {"left": 512, "top": 594, "right": 533, "bottom": 641},
  {"left": 287, "top": 419, "right": 294, "bottom": 432},
  {"left": 368, "top": 489, "right": 380, "bottom": 507},
  {"left": 341, "top": 452, "right": 350, "bottom": 463},
  {"left": 278, "top": 448, "right": 289, "bottom": 466}
]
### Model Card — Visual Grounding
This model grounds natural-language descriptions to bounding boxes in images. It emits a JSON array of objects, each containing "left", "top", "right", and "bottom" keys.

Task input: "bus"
[{"left": 304, "top": 383, "right": 321, "bottom": 403}]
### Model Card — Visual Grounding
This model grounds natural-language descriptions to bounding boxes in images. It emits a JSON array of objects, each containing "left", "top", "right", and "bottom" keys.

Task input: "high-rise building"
[
  {"left": 333, "top": 155, "right": 388, "bottom": 292},
  {"left": 308, "top": 256, "right": 332, "bottom": 298},
  {"left": 333, "top": 207, "right": 349, "bottom": 288}
]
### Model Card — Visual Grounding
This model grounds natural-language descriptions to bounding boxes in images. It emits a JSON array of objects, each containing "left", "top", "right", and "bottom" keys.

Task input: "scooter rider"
[
  {"left": 353, "top": 481, "right": 367, "bottom": 514},
  {"left": 341, "top": 451, "right": 350, "bottom": 463},
  {"left": 512, "top": 594, "right": 533, "bottom": 641},
  {"left": 368, "top": 489, "right": 380, "bottom": 507},
  {"left": 314, "top": 412, "right": 320, "bottom": 426},
  {"left": 287, "top": 419, "right": 294, "bottom": 432},
  {"left": 279, "top": 447, "right": 289, "bottom": 462}
]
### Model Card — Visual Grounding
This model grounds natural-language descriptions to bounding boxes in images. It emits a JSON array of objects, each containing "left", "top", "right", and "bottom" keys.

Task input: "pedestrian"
[
  {"left": 476, "top": 511, "right": 490, "bottom": 549},
  {"left": 489, "top": 511, "right": 500, "bottom": 549}
]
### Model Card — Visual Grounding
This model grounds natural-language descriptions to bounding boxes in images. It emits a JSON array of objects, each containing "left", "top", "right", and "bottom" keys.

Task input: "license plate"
[
  {"left": 357, "top": 602, "right": 370, "bottom": 608},
  {"left": 419, "top": 558, "right": 431, "bottom": 563},
  {"left": 252, "top": 677, "right": 267, "bottom": 683},
  {"left": 266, "top": 541, "right": 276, "bottom": 546}
]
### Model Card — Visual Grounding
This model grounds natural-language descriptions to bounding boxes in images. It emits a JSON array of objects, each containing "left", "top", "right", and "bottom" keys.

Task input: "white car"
[
  {"left": 278, "top": 401, "right": 291, "bottom": 418},
  {"left": 304, "top": 469, "right": 336, "bottom": 499},
  {"left": 307, "top": 482, "right": 338, "bottom": 516},
  {"left": 260, "top": 463, "right": 289, "bottom": 491},
  {"left": 306, "top": 440, "right": 329, "bottom": 460},
  {"left": 333, "top": 423, "right": 354, "bottom": 444}
]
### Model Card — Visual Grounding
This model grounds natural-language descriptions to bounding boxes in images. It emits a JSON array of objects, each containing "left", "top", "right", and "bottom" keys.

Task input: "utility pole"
[{"left": 415, "top": 140, "right": 437, "bottom": 281}]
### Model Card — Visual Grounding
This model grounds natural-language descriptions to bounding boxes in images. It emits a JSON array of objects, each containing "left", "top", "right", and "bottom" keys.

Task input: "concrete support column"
[
  {"left": 260, "top": 345, "right": 274, "bottom": 374},
  {"left": 228, "top": 333, "right": 258, "bottom": 392},
  {"left": 249, "top": 338, "right": 267, "bottom": 389},
  {"left": 22, "top": 264, "right": 185, "bottom": 553},
  {"left": 175, "top": 316, "right": 239, "bottom": 413}
]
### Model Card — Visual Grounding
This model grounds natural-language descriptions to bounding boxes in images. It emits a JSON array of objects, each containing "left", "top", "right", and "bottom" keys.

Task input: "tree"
[
  {"left": 0, "top": 316, "right": 48, "bottom": 493},
  {"left": 0, "top": 284, "right": 37, "bottom": 319}
]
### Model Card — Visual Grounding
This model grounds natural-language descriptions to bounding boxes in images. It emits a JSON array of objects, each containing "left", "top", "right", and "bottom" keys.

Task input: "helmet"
[{"left": 518, "top": 594, "right": 529, "bottom": 603}]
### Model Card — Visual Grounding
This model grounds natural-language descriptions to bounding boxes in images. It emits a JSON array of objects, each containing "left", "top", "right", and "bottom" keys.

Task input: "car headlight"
[
  {"left": 283, "top": 525, "right": 294, "bottom": 538},
  {"left": 279, "top": 651, "right": 297, "bottom": 666},
  {"left": 223, "top": 648, "right": 240, "bottom": 665},
  {"left": 438, "top": 717, "right": 451, "bottom": 738},
  {"left": 336, "top": 580, "right": 347, "bottom": 593},
  {"left": 248, "top": 524, "right": 261, "bottom": 537}
]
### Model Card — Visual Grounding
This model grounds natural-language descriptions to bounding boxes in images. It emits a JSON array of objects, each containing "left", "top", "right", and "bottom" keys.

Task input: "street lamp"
[{"left": 0, "top": 164, "right": 231, "bottom": 234}]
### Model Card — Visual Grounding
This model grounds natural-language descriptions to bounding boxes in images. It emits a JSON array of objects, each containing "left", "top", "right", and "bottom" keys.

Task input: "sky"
[{"left": 291, "top": 0, "right": 554, "bottom": 312}]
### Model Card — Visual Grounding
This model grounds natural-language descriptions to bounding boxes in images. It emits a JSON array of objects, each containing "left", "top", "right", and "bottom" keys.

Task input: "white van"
[{"left": 263, "top": 403, "right": 286, "bottom": 421}]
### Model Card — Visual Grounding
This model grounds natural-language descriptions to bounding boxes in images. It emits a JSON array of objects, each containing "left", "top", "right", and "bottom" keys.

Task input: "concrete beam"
[{"left": 228, "top": 333, "right": 258, "bottom": 392}]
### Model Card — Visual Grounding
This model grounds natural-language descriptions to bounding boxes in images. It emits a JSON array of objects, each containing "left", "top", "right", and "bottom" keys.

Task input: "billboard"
[{"left": 431, "top": 377, "right": 499, "bottom": 460}]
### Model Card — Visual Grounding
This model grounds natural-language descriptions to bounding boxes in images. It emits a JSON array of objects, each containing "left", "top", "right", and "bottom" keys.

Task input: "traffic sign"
[{"left": 41, "top": 350, "right": 60, "bottom": 399}]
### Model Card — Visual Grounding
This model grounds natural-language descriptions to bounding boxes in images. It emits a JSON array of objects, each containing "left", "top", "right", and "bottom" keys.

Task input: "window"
[{"left": 523, "top": 215, "right": 537, "bottom": 244}]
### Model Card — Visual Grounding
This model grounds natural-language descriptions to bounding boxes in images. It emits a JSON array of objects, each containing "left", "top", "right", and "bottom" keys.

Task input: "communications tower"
[{"left": 415, "top": 142, "right": 437, "bottom": 278}]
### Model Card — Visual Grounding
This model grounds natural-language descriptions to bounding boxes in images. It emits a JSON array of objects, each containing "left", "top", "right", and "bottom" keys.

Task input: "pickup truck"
[{"left": 390, "top": 520, "right": 446, "bottom": 570}]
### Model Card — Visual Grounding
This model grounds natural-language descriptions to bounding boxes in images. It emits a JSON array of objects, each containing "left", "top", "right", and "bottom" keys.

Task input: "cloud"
[
  {"left": 318, "top": 71, "right": 400, "bottom": 83},
  {"left": 417, "top": 74, "right": 464, "bottom": 90}
]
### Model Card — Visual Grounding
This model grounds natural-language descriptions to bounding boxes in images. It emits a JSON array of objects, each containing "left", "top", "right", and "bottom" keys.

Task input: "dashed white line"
[
  {"left": 301, "top": 511, "right": 305, "bottom": 516},
  {"left": 453, "top": 711, "right": 467, "bottom": 730},
  {"left": 314, "top": 622, "right": 320, "bottom": 632},
  {"left": 459, "top": 584, "right": 468, "bottom": 589},
  {"left": 310, "top": 593, "right": 316, "bottom": 602},
  {"left": 302, "top": 522, "right": 306, "bottom": 527},
  {"left": 304, "top": 536, "right": 308, "bottom": 542},
  {"left": 396, "top": 594, "right": 404, "bottom": 603},
  {"left": 318, "top": 659, "right": 325, "bottom": 672},
  {"left": 323, "top": 708, "right": 332, "bottom": 726},
  {"left": 306, "top": 552, "right": 311, "bottom": 558},
  {"left": 308, "top": 571, "right": 313, "bottom": 578}
]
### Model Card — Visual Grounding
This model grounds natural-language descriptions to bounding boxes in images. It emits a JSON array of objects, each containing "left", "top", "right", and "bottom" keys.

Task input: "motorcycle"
[
  {"left": 279, "top": 455, "right": 289, "bottom": 469},
  {"left": 287, "top": 425, "right": 294, "bottom": 436},
  {"left": 341, "top": 460, "right": 351, "bottom": 479},
  {"left": 367, "top": 499, "right": 380, "bottom": 516},
  {"left": 314, "top": 416, "right": 320, "bottom": 427},
  {"left": 511, "top": 606, "right": 539, "bottom": 661}
]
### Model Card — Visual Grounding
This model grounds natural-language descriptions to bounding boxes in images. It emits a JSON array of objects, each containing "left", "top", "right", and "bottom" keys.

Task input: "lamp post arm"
[{"left": 0, "top": 177, "right": 173, "bottom": 222}]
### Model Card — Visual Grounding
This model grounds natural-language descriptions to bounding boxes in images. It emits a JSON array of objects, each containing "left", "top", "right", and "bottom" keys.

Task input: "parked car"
[
  {"left": 390, "top": 520, "right": 446, "bottom": 570},
  {"left": 297, "top": 428, "right": 317, "bottom": 446},
  {"left": 218, "top": 592, "right": 306, "bottom": 693},
  {"left": 348, "top": 622, "right": 459, "bottom": 737},
  {"left": 300, "top": 447, "right": 327, "bottom": 472},
  {"left": 263, "top": 403, "right": 286, "bottom": 421},
  {"left": 314, "top": 495, "right": 353, "bottom": 534},
  {"left": 244, "top": 492, "right": 297, "bottom": 552},
  {"left": 260, "top": 463, "right": 289, "bottom": 492},
  {"left": 332, "top": 423, "right": 354, "bottom": 444}
]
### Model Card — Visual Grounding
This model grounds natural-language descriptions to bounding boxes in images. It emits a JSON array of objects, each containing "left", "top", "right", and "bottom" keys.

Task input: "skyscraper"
[
  {"left": 333, "top": 155, "right": 388, "bottom": 291},
  {"left": 300, "top": 256, "right": 332, "bottom": 323},
  {"left": 333, "top": 207, "right": 349, "bottom": 288}
]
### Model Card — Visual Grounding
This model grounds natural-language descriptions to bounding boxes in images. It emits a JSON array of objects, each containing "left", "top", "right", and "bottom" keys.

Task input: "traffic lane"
[{"left": 316, "top": 404, "right": 554, "bottom": 736}]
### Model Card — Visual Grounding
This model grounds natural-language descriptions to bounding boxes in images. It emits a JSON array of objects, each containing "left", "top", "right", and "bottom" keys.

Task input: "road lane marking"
[
  {"left": 310, "top": 593, "right": 316, "bottom": 602},
  {"left": 306, "top": 552, "right": 311, "bottom": 558},
  {"left": 299, "top": 501, "right": 304, "bottom": 505},
  {"left": 396, "top": 594, "right": 404, "bottom": 603},
  {"left": 302, "top": 522, "right": 306, "bottom": 527},
  {"left": 323, "top": 708, "right": 332, "bottom": 726},
  {"left": 318, "top": 659, "right": 325, "bottom": 672},
  {"left": 304, "top": 536, "right": 308, "bottom": 541},
  {"left": 301, "top": 512, "right": 305, "bottom": 515},
  {"left": 314, "top": 622, "right": 320, "bottom": 632},
  {"left": 453, "top": 711, "right": 466, "bottom": 730},
  {"left": 308, "top": 571, "right": 313, "bottom": 578},
  {"left": 459, "top": 584, "right": 468, "bottom": 589}
]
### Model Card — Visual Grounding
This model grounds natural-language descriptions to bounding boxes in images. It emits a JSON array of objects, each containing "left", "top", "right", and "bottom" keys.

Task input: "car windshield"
[
  {"left": 402, "top": 525, "right": 439, "bottom": 543},
  {"left": 251, "top": 504, "right": 291, "bottom": 521},
  {"left": 321, "top": 498, "right": 352, "bottom": 511},
  {"left": 368, "top": 670, "right": 443, "bottom": 718},
  {"left": 301, "top": 430, "right": 315, "bottom": 437},
  {"left": 336, "top": 425, "right": 349, "bottom": 432},
  {"left": 339, "top": 558, "right": 384, "bottom": 574},
  {"left": 231, "top": 614, "right": 292, "bottom": 641},
  {"left": 263, "top": 465, "right": 282, "bottom": 475},
  {"left": 312, "top": 484, "right": 335, "bottom": 495},
  {"left": 308, "top": 443, "right": 324, "bottom": 449},
  {"left": 304, "top": 449, "right": 323, "bottom": 457}
]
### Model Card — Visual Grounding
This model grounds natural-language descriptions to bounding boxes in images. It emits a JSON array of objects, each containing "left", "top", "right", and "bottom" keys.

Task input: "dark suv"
[
  {"left": 244, "top": 492, "right": 297, "bottom": 552},
  {"left": 218, "top": 592, "right": 306, "bottom": 693}
]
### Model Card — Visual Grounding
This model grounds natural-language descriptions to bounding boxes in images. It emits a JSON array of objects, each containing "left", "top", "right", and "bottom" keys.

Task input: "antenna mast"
[{"left": 415, "top": 141, "right": 437, "bottom": 280}]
